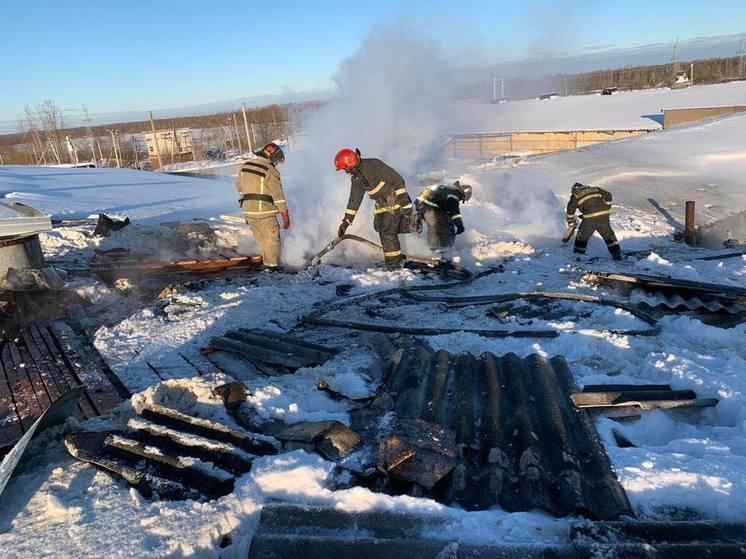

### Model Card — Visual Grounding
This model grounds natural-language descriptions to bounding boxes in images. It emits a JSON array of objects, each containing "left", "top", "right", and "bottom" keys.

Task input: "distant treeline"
[
  {"left": 457, "top": 55, "right": 745, "bottom": 101},
  {"left": 568, "top": 55, "right": 743, "bottom": 93}
]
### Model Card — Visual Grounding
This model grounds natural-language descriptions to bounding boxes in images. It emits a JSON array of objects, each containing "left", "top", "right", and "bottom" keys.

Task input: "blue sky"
[{"left": 1, "top": 0, "right": 745, "bottom": 121}]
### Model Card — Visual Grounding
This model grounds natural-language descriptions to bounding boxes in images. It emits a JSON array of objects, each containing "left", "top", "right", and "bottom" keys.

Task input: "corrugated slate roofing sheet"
[{"left": 372, "top": 344, "right": 633, "bottom": 520}]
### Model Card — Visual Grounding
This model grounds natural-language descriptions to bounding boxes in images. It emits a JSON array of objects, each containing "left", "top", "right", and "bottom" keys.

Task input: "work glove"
[
  {"left": 567, "top": 215, "right": 577, "bottom": 227},
  {"left": 337, "top": 218, "right": 351, "bottom": 238},
  {"left": 280, "top": 210, "right": 290, "bottom": 230},
  {"left": 455, "top": 220, "right": 465, "bottom": 235}
]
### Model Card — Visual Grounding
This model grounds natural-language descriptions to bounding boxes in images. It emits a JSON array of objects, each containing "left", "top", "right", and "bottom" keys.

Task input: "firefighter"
[
  {"left": 235, "top": 143, "right": 290, "bottom": 270},
  {"left": 334, "top": 148, "right": 415, "bottom": 269},
  {"left": 415, "top": 181, "right": 472, "bottom": 253},
  {"left": 566, "top": 182, "right": 621, "bottom": 260}
]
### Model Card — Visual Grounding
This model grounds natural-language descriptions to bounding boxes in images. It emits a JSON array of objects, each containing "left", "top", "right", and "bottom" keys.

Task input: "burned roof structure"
[{"left": 364, "top": 344, "right": 633, "bottom": 520}]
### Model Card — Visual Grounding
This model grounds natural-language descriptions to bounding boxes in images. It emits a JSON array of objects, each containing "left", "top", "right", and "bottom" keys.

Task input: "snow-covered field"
[
  {"left": 455, "top": 81, "right": 746, "bottom": 133},
  {"left": 1, "top": 98, "right": 746, "bottom": 558}
]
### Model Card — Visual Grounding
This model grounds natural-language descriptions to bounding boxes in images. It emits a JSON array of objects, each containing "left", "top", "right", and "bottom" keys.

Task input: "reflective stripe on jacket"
[
  {"left": 235, "top": 156, "right": 287, "bottom": 218},
  {"left": 344, "top": 158, "right": 412, "bottom": 219},
  {"left": 566, "top": 184, "right": 612, "bottom": 220}
]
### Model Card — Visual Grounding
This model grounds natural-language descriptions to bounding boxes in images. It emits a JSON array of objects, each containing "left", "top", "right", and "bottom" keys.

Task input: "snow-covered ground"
[
  {"left": 1, "top": 105, "right": 746, "bottom": 558},
  {"left": 455, "top": 81, "right": 746, "bottom": 133}
]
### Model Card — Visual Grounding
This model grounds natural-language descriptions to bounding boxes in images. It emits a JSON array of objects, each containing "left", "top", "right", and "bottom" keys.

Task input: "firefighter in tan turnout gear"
[
  {"left": 334, "top": 148, "right": 415, "bottom": 269},
  {"left": 566, "top": 182, "right": 622, "bottom": 260},
  {"left": 235, "top": 143, "right": 290, "bottom": 270}
]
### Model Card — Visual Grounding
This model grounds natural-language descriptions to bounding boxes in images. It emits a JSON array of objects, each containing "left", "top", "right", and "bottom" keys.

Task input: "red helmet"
[{"left": 334, "top": 148, "right": 359, "bottom": 171}]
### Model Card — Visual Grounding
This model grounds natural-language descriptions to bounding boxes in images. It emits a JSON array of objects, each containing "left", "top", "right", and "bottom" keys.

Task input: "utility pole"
[
  {"left": 241, "top": 103, "right": 253, "bottom": 153},
  {"left": 148, "top": 110, "right": 163, "bottom": 170},
  {"left": 739, "top": 34, "right": 746, "bottom": 77},
  {"left": 690, "top": 62, "right": 695, "bottom": 85},
  {"left": 501, "top": 76, "right": 505, "bottom": 99},
  {"left": 132, "top": 136, "right": 140, "bottom": 169},
  {"left": 492, "top": 75, "right": 497, "bottom": 100},
  {"left": 65, "top": 135, "right": 79, "bottom": 164},
  {"left": 672, "top": 38, "right": 681, "bottom": 75},
  {"left": 82, "top": 104, "right": 97, "bottom": 165},
  {"left": 108, "top": 130, "right": 121, "bottom": 167},
  {"left": 232, "top": 113, "right": 243, "bottom": 155}
]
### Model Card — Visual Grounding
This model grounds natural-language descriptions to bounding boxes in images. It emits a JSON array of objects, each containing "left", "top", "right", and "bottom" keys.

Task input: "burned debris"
[
  {"left": 206, "top": 328, "right": 338, "bottom": 376},
  {"left": 585, "top": 270, "right": 746, "bottom": 315},
  {"left": 65, "top": 382, "right": 280, "bottom": 501},
  {"left": 0, "top": 321, "right": 125, "bottom": 456},
  {"left": 357, "top": 344, "right": 634, "bottom": 519},
  {"left": 573, "top": 384, "right": 718, "bottom": 417}
]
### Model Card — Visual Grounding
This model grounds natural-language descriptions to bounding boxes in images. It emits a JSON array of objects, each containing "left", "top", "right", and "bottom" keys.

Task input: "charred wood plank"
[
  {"left": 64, "top": 431, "right": 204, "bottom": 501},
  {"left": 50, "top": 321, "right": 124, "bottom": 414},
  {"left": 29, "top": 325, "right": 96, "bottom": 420},
  {"left": 8, "top": 339, "right": 52, "bottom": 411},
  {"left": 104, "top": 432, "right": 234, "bottom": 498},
  {"left": 572, "top": 389, "right": 698, "bottom": 407},
  {"left": 0, "top": 349, "right": 23, "bottom": 447},
  {"left": 135, "top": 402, "right": 278, "bottom": 456},
  {"left": 226, "top": 330, "right": 333, "bottom": 366},
  {"left": 1, "top": 342, "right": 42, "bottom": 432},
  {"left": 124, "top": 425, "right": 252, "bottom": 475},
  {"left": 209, "top": 336, "right": 311, "bottom": 369},
  {"left": 581, "top": 384, "right": 672, "bottom": 393}
]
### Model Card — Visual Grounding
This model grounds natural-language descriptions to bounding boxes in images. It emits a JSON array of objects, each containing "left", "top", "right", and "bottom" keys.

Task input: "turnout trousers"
[
  {"left": 246, "top": 215, "right": 280, "bottom": 267},
  {"left": 574, "top": 216, "right": 621, "bottom": 259},
  {"left": 423, "top": 207, "right": 455, "bottom": 250},
  {"left": 374, "top": 209, "right": 408, "bottom": 268}
]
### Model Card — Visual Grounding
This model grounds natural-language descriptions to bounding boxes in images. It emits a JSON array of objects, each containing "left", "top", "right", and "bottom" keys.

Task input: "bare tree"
[{"left": 35, "top": 99, "right": 67, "bottom": 163}]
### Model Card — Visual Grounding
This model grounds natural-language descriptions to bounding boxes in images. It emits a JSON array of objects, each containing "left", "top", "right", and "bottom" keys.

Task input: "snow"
[
  {"left": 455, "top": 81, "right": 746, "bottom": 133},
  {"left": 0, "top": 166, "right": 236, "bottom": 223},
  {"left": 2, "top": 87, "right": 746, "bottom": 558}
]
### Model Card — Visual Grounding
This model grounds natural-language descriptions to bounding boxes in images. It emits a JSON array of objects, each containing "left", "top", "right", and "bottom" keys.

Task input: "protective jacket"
[
  {"left": 566, "top": 184, "right": 612, "bottom": 224},
  {"left": 235, "top": 156, "right": 287, "bottom": 219},
  {"left": 416, "top": 184, "right": 465, "bottom": 230},
  {"left": 343, "top": 158, "right": 412, "bottom": 222},
  {"left": 566, "top": 183, "right": 620, "bottom": 259}
]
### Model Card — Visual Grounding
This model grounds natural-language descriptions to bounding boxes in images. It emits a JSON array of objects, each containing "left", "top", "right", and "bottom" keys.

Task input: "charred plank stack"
[
  {"left": 65, "top": 396, "right": 279, "bottom": 501},
  {"left": 206, "top": 329, "right": 337, "bottom": 377}
]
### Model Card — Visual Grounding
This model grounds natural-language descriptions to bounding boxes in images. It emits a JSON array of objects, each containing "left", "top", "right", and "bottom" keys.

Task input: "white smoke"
[{"left": 279, "top": 24, "right": 456, "bottom": 267}]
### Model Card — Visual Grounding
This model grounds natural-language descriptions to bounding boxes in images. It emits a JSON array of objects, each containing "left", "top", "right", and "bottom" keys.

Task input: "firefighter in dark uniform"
[
  {"left": 334, "top": 148, "right": 414, "bottom": 269},
  {"left": 415, "top": 181, "right": 472, "bottom": 252},
  {"left": 566, "top": 182, "right": 621, "bottom": 260},
  {"left": 235, "top": 143, "right": 290, "bottom": 269}
]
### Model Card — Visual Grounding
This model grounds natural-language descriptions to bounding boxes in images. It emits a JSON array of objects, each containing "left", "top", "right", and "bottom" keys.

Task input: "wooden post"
[
  {"left": 232, "top": 113, "right": 243, "bottom": 155},
  {"left": 96, "top": 139, "right": 104, "bottom": 165},
  {"left": 132, "top": 136, "right": 140, "bottom": 169},
  {"left": 684, "top": 200, "right": 697, "bottom": 246},
  {"left": 108, "top": 130, "right": 121, "bottom": 168},
  {"left": 241, "top": 103, "right": 253, "bottom": 153},
  {"left": 149, "top": 110, "right": 163, "bottom": 170}
]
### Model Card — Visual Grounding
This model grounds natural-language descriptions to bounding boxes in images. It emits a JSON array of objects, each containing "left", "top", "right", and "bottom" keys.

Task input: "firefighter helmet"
[
  {"left": 571, "top": 182, "right": 584, "bottom": 193},
  {"left": 334, "top": 148, "right": 360, "bottom": 171},
  {"left": 258, "top": 143, "right": 285, "bottom": 165},
  {"left": 453, "top": 180, "right": 473, "bottom": 202}
]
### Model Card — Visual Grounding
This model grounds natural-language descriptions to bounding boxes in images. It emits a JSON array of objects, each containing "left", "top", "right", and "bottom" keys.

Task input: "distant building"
[{"left": 142, "top": 128, "right": 194, "bottom": 169}]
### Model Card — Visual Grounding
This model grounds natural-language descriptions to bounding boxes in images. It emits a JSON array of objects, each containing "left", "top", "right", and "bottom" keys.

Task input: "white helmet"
[{"left": 453, "top": 180, "right": 472, "bottom": 202}]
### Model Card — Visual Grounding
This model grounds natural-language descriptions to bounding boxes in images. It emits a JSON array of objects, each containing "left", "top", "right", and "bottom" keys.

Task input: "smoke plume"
[{"left": 279, "top": 24, "right": 456, "bottom": 267}]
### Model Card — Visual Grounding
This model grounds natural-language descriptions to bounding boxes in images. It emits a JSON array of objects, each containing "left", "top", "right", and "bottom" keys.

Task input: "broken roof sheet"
[{"left": 370, "top": 345, "right": 633, "bottom": 520}]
